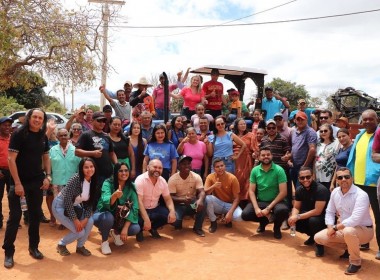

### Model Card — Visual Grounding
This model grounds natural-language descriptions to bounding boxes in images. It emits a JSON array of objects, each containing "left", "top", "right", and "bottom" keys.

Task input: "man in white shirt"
[{"left": 314, "top": 167, "right": 374, "bottom": 275}]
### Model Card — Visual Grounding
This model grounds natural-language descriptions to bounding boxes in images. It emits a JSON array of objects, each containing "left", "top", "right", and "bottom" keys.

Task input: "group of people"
[{"left": 0, "top": 71, "right": 379, "bottom": 276}]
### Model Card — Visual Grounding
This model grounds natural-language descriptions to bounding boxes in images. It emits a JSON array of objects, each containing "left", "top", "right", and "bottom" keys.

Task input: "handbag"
[{"left": 113, "top": 199, "right": 133, "bottom": 233}]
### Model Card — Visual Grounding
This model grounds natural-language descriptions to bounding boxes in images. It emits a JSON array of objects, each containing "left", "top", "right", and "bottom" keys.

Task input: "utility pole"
[{"left": 88, "top": 0, "right": 125, "bottom": 108}]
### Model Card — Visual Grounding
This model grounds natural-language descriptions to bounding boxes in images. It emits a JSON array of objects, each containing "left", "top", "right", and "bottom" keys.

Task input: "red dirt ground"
[{"left": 0, "top": 196, "right": 379, "bottom": 280}]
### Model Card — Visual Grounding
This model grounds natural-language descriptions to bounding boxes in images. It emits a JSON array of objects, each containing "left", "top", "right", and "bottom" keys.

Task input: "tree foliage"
[
  {"left": 0, "top": 0, "right": 103, "bottom": 91},
  {"left": 265, "top": 78, "right": 310, "bottom": 111},
  {"left": 0, "top": 96, "right": 25, "bottom": 117}
]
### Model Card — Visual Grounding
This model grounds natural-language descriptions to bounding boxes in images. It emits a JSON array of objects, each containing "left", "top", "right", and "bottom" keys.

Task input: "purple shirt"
[{"left": 291, "top": 126, "right": 317, "bottom": 167}]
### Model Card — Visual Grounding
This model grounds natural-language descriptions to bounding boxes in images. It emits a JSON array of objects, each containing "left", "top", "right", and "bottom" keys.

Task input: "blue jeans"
[
  {"left": 93, "top": 211, "right": 140, "bottom": 241},
  {"left": 52, "top": 195, "right": 93, "bottom": 248},
  {"left": 138, "top": 205, "right": 169, "bottom": 230},
  {"left": 173, "top": 198, "right": 206, "bottom": 230},
  {"left": 205, "top": 195, "right": 243, "bottom": 222}
]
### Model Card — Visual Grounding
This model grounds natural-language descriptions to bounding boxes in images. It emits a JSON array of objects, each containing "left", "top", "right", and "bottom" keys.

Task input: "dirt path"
[{"left": 0, "top": 197, "right": 379, "bottom": 280}]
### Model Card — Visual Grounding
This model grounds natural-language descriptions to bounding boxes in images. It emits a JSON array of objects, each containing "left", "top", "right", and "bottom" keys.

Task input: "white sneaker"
[
  {"left": 110, "top": 229, "right": 124, "bottom": 246},
  {"left": 101, "top": 241, "right": 112, "bottom": 255}
]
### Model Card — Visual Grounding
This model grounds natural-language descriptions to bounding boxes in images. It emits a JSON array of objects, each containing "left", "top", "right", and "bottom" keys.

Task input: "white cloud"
[{"left": 54, "top": 0, "right": 380, "bottom": 111}]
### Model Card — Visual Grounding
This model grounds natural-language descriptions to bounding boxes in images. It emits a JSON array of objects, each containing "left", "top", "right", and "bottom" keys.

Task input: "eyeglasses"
[
  {"left": 216, "top": 123, "right": 225, "bottom": 126},
  {"left": 337, "top": 175, "right": 351, "bottom": 180},
  {"left": 72, "top": 128, "right": 82, "bottom": 131},
  {"left": 266, "top": 126, "right": 276, "bottom": 130},
  {"left": 319, "top": 116, "right": 329, "bottom": 120},
  {"left": 96, "top": 119, "right": 107, "bottom": 123},
  {"left": 118, "top": 169, "right": 129, "bottom": 173},
  {"left": 299, "top": 175, "right": 312, "bottom": 181},
  {"left": 58, "top": 134, "right": 68, "bottom": 137},
  {"left": 319, "top": 130, "right": 328, "bottom": 133}
]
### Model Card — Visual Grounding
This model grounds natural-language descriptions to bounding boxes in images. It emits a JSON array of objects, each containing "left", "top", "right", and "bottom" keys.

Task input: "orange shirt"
[{"left": 205, "top": 172, "right": 240, "bottom": 203}]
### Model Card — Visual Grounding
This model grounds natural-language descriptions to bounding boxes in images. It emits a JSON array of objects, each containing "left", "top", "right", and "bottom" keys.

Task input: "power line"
[{"left": 111, "top": 8, "right": 380, "bottom": 29}]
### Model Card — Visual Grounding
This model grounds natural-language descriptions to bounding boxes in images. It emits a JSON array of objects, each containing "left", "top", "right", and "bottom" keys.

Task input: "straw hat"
[{"left": 133, "top": 77, "right": 153, "bottom": 88}]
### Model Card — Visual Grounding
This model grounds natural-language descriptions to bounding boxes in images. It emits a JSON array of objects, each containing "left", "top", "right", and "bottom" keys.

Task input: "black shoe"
[
  {"left": 136, "top": 231, "right": 144, "bottom": 242},
  {"left": 149, "top": 229, "right": 161, "bottom": 239},
  {"left": 208, "top": 221, "right": 217, "bottom": 233},
  {"left": 4, "top": 255, "right": 14, "bottom": 269},
  {"left": 28, "top": 248, "right": 44, "bottom": 260},
  {"left": 359, "top": 243, "right": 370, "bottom": 251},
  {"left": 304, "top": 236, "right": 315, "bottom": 246},
  {"left": 40, "top": 215, "right": 50, "bottom": 223},
  {"left": 340, "top": 249, "right": 349, "bottom": 259},
  {"left": 273, "top": 228, "right": 282, "bottom": 239},
  {"left": 225, "top": 222, "right": 232, "bottom": 228},
  {"left": 256, "top": 221, "right": 268, "bottom": 233},
  {"left": 193, "top": 228, "right": 205, "bottom": 237},
  {"left": 315, "top": 245, "right": 324, "bottom": 257},
  {"left": 344, "top": 264, "right": 361, "bottom": 275}
]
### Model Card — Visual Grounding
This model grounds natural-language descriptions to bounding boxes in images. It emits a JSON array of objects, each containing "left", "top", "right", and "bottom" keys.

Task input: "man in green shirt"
[{"left": 241, "top": 147, "right": 289, "bottom": 239}]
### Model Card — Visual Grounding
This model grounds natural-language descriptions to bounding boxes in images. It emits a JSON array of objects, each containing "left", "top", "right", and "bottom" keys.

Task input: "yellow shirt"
[{"left": 354, "top": 132, "right": 373, "bottom": 185}]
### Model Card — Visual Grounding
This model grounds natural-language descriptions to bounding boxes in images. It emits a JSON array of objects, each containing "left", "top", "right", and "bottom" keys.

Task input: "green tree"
[
  {"left": 265, "top": 78, "right": 310, "bottom": 111},
  {"left": 0, "top": 96, "right": 25, "bottom": 117},
  {"left": 0, "top": 0, "right": 102, "bottom": 91}
]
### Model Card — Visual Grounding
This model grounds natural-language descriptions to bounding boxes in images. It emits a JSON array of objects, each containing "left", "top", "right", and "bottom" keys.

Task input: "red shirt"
[
  {"left": 0, "top": 136, "right": 10, "bottom": 168},
  {"left": 202, "top": 80, "right": 224, "bottom": 110}
]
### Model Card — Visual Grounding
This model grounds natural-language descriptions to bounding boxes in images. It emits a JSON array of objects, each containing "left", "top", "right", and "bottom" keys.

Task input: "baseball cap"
[
  {"left": 92, "top": 111, "right": 106, "bottom": 120},
  {"left": 178, "top": 155, "right": 192, "bottom": 164},
  {"left": 298, "top": 99, "right": 306, "bottom": 104},
  {"left": 0, "top": 117, "right": 13, "bottom": 124},
  {"left": 124, "top": 81, "right": 132, "bottom": 87},
  {"left": 274, "top": 112, "right": 283, "bottom": 119},
  {"left": 266, "top": 119, "right": 276, "bottom": 126},
  {"left": 295, "top": 111, "right": 308, "bottom": 120}
]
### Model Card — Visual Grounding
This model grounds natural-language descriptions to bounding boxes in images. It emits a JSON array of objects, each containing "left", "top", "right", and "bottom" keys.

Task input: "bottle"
[
  {"left": 20, "top": 196, "right": 28, "bottom": 212},
  {"left": 290, "top": 226, "right": 296, "bottom": 237}
]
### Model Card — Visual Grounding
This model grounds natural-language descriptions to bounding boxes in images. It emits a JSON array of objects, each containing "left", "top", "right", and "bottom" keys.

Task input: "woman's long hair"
[
  {"left": 20, "top": 108, "right": 48, "bottom": 139},
  {"left": 111, "top": 116, "right": 130, "bottom": 147},
  {"left": 212, "top": 116, "right": 226, "bottom": 135},
  {"left": 233, "top": 118, "right": 248, "bottom": 136},
  {"left": 78, "top": 157, "right": 98, "bottom": 206},
  {"left": 128, "top": 121, "right": 144, "bottom": 170},
  {"left": 111, "top": 162, "right": 132, "bottom": 192},
  {"left": 319, "top": 124, "right": 335, "bottom": 143},
  {"left": 150, "top": 124, "right": 169, "bottom": 143}
]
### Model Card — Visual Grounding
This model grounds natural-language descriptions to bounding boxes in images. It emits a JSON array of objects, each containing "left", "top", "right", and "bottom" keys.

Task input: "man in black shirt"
[
  {"left": 288, "top": 167, "right": 330, "bottom": 256},
  {"left": 75, "top": 112, "right": 117, "bottom": 204},
  {"left": 3, "top": 109, "right": 51, "bottom": 268}
]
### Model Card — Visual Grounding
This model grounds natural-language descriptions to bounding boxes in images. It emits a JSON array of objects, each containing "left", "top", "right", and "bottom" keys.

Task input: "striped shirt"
[{"left": 260, "top": 133, "right": 290, "bottom": 169}]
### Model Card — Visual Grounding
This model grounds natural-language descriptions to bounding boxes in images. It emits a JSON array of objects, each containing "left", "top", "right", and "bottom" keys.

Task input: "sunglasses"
[
  {"left": 319, "top": 130, "right": 328, "bottom": 133},
  {"left": 299, "top": 175, "right": 312, "bottom": 181},
  {"left": 319, "top": 116, "right": 329, "bottom": 120},
  {"left": 118, "top": 169, "right": 129, "bottom": 173},
  {"left": 96, "top": 119, "right": 107, "bottom": 123},
  {"left": 58, "top": 134, "right": 68, "bottom": 137},
  {"left": 266, "top": 126, "right": 276, "bottom": 130},
  {"left": 337, "top": 175, "right": 351, "bottom": 180},
  {"left": 216, "top": 123, "right": 225, "bottom": 126}
]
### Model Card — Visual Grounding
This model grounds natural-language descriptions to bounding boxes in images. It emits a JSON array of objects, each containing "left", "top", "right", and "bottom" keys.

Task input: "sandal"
[{"left": 56, "top": 245, "right": 70, "bottom": 256}]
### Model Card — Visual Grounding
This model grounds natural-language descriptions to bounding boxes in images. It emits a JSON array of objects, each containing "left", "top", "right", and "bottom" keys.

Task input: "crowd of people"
[{"left": 0, "top": 68, "right": 379, "bottom": 276}]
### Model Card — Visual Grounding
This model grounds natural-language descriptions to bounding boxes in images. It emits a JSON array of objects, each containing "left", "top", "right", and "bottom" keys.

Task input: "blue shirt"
[
  {"left": 335, "top": 145, "right": 353, "bottom": 168},
  {"left": 144, "top": 142, "right": 179, "bottom": 169},
  {"left": 262, "top": 98, "right": 285, "bottom": 121},
  {"left": 291, "top": 126, "right": 317, "bottom": 167},
  {"left": 209, "top": 131, "right": 234, "bottom": 158}
]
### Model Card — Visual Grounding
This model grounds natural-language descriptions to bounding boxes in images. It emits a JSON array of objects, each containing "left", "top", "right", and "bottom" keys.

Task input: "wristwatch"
[
  {"left": 45, "top": 174, "right": 52, "bottom": 182},
  {"left": 332, "top": 225, "right": 338, "bottom": 231}
]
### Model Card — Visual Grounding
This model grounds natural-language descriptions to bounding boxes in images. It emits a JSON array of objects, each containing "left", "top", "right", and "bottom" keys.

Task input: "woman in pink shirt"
[
  {"left": 177, "top": 127, "right": 209, "bottom": 181},
  {"left": 170, "top": 75, "right": 206, "bottom": 119}
]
